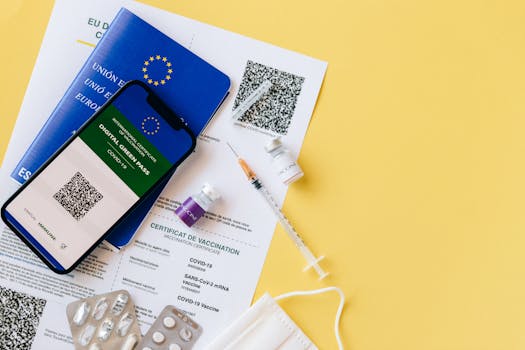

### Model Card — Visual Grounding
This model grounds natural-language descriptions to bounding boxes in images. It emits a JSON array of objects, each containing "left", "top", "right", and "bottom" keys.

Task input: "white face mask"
[{"left": 205, "top": 287, "right": 345, "bottom": 350}]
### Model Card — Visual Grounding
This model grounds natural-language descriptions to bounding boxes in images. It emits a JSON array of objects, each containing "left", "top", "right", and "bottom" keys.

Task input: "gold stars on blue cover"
[
  {"left": 142, "top": 54, "right": 173, "bottom": 87},
  {"left": 141, "top": 116, "right": 160, "bottom": 135}
]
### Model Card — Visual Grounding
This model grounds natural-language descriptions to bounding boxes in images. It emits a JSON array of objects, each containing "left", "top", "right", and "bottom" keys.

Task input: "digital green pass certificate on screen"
[{"left": 5, "top": 85, "right": 194, "bottom": 270}]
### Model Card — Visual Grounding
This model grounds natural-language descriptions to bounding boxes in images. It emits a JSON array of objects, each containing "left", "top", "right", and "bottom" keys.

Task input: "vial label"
[
  {"left": 273, "top": 154, "right": 303, "bottom": 185},
  {"left": 175, "top": 197, "right": 205, "bottom": 227}
]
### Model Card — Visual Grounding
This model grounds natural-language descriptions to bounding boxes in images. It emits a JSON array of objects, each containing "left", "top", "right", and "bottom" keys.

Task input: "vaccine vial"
[
  {"left": 265, "top": 138, "right": 304, "bottom": 185},
  {"left": 175, "top": 183, "right": 220, "bottom": 227}
]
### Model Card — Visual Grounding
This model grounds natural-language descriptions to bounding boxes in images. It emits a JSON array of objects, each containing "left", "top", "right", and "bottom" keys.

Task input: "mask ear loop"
[{"left": 274, "top": 286, "right": 346, "bottom": 350}]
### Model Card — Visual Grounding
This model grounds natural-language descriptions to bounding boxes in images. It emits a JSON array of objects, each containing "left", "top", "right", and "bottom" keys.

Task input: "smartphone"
[{"left": 1, "top": 81, "right": 196, "bottom": 274}]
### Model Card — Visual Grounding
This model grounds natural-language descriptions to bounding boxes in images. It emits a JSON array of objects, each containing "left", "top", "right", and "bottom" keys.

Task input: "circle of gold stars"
[
  {"left": 141, "top": 116, "right": 160, "bottom": 135},
  {"left": 142, "top": 55, "right": 173, "bottom": 86}
]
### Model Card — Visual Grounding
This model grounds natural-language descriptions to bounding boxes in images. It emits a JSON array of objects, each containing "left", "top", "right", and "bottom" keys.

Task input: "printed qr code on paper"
[
  {"left": 0, "top": 286, "right": 46, "bottom": 350},
  {"left": 53, "top": 172, "right": 103, "bottom": 221},
  {"left": 233, "top": 60, "right": 305, "bottom": 135}
]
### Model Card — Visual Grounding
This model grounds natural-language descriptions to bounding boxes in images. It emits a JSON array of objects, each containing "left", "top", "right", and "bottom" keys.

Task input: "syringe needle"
[
  {"left": 258, "top": 186, "right": 329, "bottom": 279},
  {"left": 226, "top": 142, "right": 257, "bottom": 180},
  {"left": 231, "top": 80, "right": 272, "bottom": 121},
  {"left": 226, "top": 141, "right": 329, "bottom": 280},
  {"left": 226, "top": 142, "right": 239, "bottom": 158}
]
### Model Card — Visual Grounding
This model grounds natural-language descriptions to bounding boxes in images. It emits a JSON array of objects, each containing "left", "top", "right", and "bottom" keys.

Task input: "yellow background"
[{"left": 2, "top": 0, "right": 525, "bottom": 349}]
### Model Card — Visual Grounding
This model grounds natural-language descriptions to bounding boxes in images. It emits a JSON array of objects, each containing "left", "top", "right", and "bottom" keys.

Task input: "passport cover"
[{"left": 11, "top": 8, "right": 230, "bottom": 248}]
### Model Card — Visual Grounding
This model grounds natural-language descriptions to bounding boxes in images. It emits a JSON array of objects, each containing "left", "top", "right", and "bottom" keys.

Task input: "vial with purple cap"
[{"left": 175, "top": 183, "right": 220, "bottom": 227}]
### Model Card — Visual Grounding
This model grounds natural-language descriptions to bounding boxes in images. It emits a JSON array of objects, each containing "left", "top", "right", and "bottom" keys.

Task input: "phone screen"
[{"left": 2, "top": 82, "right": 195, "bottom": 272}]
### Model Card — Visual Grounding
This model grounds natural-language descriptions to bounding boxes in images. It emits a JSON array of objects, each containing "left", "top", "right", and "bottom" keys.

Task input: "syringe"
[
  {"left": 231, "top": 80, "right": 272, "bottom": 121},
  {"left": 227, "top": 142, "right": 329, "bottom": 280}
]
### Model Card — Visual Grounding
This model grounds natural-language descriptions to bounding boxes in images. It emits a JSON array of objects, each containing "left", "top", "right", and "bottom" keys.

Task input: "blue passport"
[{"left": 11, "top": 8, "right": 230, "bottom": 247}]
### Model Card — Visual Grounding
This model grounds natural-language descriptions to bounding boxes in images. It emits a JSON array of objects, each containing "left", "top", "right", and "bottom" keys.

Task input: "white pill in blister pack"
[
  {"left": 89, "top": 343, "right": 102, "bottom": 350},
  {"left": 92, "top": 298, "right": 109, "bottom": 321},
  {"left": 163, "top": 316, "right": 176, "bottom": 329},
  {"left": 117, "top": 312, "right": 135, "bottom": 337},
  {"left": 120, "top": 334, "right": 139, "bottom": 350},
  {"left": 98, "top": 318, "right": 114, "bottom": 342},
  {"left": 136, "top": 305, "right": 203, "bottom": 350},
  {"left": 66, "top": 290, "right": 142, "bottom": 350},
  {"left": 111, "top": 293, "right": 129, "bottom": 315},
  {"left": 73, "top": 302, "right": 90, "bottom": 326},
  {"left": 79, "top": 324, "right": 96, "bottom": 346}
]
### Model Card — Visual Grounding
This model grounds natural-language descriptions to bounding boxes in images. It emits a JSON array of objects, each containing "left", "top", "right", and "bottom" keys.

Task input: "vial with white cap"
[
  {"left": 265, "top": 138, "right": 304, "bottom": 185},
  {"left": 175, "top": 183, "right": 220, "bottom": 227}
]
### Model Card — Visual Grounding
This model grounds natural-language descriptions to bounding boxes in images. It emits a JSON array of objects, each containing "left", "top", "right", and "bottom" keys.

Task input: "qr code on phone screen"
[
  {"left": 0, "top": 286, "right": 46, "bottom": 350},
  {"left": 53, "top": 172, "right": 103, "bottom": 221},
  {"left": 233, "top": 60, "right": 305, "bottom": 135}
]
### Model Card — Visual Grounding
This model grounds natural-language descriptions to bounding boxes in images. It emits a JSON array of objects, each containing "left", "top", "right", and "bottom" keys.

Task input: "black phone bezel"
[{"left": 1, "top": 80, "right": 196, "bottom": 274}]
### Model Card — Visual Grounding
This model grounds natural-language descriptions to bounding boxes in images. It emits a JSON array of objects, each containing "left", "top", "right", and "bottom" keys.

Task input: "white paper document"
[{"left": 0, "top": 0, "right": 326, "bottom": 348}]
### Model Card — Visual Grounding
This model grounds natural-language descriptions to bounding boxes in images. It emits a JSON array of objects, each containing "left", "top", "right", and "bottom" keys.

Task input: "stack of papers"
[{"left": 0, "top": 0, "right": 327, "bottom": 348}]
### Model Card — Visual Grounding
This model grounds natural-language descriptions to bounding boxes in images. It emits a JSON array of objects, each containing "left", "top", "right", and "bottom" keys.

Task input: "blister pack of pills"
[
  {"left": 136, "top": 305, "right": 203, "bottom": 350},
  {"left": 66, "top": 290, "right": 142, "bottom": 350}
]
